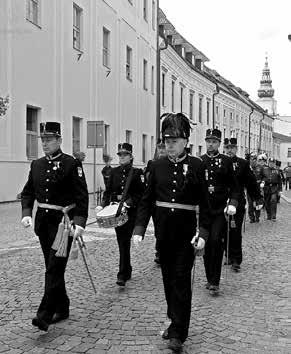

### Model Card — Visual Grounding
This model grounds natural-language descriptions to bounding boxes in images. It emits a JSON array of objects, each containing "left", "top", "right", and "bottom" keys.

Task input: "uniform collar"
[
  {"left": 120, "top": 162, "right": 132, "bottom": 171},
  {"left": 206, "top": 151, "right": 220, "bottom": 159},
  {"left": 168, "top": 152, "right": 187, "bottom": 164},
  {"left": 46, "top": 149, "right": 63, "bottom": 161}
]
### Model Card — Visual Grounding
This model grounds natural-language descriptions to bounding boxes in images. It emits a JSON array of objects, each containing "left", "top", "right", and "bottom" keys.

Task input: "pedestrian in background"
[
  {"left": 284, "top": 165, "right": 291, "bottom": 190},
  {"left": 21, "top": 122, "right": 88, "bottom": 332},
  {"left": 101, "top": 154, "right": 113, "bottom": 190},
  {"left": 99, "top": 143, "right": 145, "bottom": 286},
  {"left": 133, "top": 113, "right": 209, "bottom": 352},
  {"left": 73, "top": 151, "right": 86, "bottom": 164},
  {"left": 200, "top": 129, "right": 239, "bottom": 295},
  {"left": 224, "top": 138, "right": 263, "bottom": 272}
]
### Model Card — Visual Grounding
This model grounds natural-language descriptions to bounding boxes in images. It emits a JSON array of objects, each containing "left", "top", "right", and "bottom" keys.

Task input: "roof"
[{"left": 273, "top": 132, "right": 291, "bottom": 142}]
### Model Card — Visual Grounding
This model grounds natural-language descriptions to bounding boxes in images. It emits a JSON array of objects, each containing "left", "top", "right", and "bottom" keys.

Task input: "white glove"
[
  {"left": 73, "top": 225, "right": 84, "bottom": 240},
  {"left": 191, "top": 235, "right": 205, "bottom": 250},
  {"left": 260, "top": 182, "right": 265, "bottom": 189},
  {"left": 132, "top": 235, "right": 142, "bottom": 246},
  {"left": 123, "top": 202, "right": 130, "bottom": 208},
  {"left": 255, "top": 204, "right": 263, "bottom": 210},
  {"left": 224, "top": 205, "right": 236, "bottom": 215},
  {"left": 95, "top": 205, "right": 103, "bottom": 214},
  {"left": 21, "top": 216, "right": 32, "bottom": 228}
]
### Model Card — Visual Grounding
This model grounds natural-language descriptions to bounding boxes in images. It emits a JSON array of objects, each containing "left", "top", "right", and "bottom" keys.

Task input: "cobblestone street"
[{"left": 0, "top": 196, "right": 290, "bottom": 353}]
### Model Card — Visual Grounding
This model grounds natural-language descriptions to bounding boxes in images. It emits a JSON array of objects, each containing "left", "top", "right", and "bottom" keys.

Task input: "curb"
[{"left": 281, "top": 194, "right": 291, "bottom": 204}]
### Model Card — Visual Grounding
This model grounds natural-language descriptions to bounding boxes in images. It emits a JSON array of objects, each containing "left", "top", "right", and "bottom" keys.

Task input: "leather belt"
[
  {"left": 156, "top": 201, "right": 196, "bottom": 211},
  {"left": 37, "top": 202, "right": 76, "bottom": 213}
]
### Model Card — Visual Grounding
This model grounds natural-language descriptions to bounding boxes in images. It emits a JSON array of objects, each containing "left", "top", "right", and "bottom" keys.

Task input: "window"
[
  {"left": 26, "top": 0, "right": 40, "bottom": 26},
  {"left": 161, "top": 72, "right": 165, "bottom": 106},
  {"left": 230, "top": 112, "right": 233, "bottom": 121},
  {"left": 126, "top": 46, "right": 132, "bottom": 81},
  {"left": 26, "top": 106, "right": 38, "bottom": 159},
  {"left": 198, "top": 145, "right": 202, "bottom": 156},
  {"left": 104, "top": 125, "right": 110, "bottom": 155},
  {"left": 72, "top": 117, "right": 81, "bottom": 154},
  {"left": 180, "top": 86, "right": 184, "bottom": 112},
  {"left": 103, "top": 27, "right": 110, "bottom": 68},
  {"left": 189, "top": 144, "right": 193, "bottom": 155},
  {"left": 189, "top": 92, "right": 194, "bottom": 120},
  {"left": 73, "top": 3, "right": 82, "bottom": 51},
  {"left": 143, "top": 59, "right": 148, "bottom": 90},
  {"left": 206, "top": 100, "right": 210, "bottom": 125},
  {"left": 151, "top": 65, "right": 154, "bottom": 94},
  {"left": 198, "top": 95, "right": 203, "bottom": 123},
  {"left": 143, "top": 0, "right": 148, "bottom": 21},
  {"left": 171, "top": 80, "right": 175, "bottom": 112},
  {"left": 126, "top": 130, "right": 132, "bottom": 144},
  {"left": 288, "top": 148, "right": 291, "bottom": 158},
  {"left": 142, "top": 134, "right": 147, "bottom": 163},
  {"left": 152, "top": 1, "right": 156, "bottom": 30}
]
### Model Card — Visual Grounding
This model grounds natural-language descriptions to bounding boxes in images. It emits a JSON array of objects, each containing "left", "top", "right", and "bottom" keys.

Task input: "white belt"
[
  {"left": 155, "top": 201, "right": 197, "bottom": 211},
  {"left": 37, "top": 202, "right": 76, "bottom": 214}
]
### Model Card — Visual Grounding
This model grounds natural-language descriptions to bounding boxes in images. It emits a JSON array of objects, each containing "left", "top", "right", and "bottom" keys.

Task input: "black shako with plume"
[{"left": 161, "top": 113, "right": 192, "bottom": 140}]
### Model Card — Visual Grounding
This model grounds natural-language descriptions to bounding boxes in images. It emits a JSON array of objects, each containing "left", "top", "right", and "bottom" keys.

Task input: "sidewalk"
[{"left": 281, "top": 189, "right": 291, "bottom": 203}]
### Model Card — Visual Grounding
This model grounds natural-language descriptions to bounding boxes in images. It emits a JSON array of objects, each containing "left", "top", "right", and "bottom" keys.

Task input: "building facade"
[{"left": 0, "top": 0, "right": 157, "bottom": 201}]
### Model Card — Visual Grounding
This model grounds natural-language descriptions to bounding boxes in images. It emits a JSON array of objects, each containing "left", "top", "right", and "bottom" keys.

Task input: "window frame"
[
  {"left": 26, "top": 106, "right": 39, "bottom": 160},
  {"left": 102, "top": 27, "right": 111, "bottom": 68},
  {"left": 73, "top": 3, "right": 82, "bottom": 51},
  {"left": 26, "top": 0, "right": 41, "bottom": 27},
  {"left": 126, "top": 46, "right": 133, "bottom": 81}
]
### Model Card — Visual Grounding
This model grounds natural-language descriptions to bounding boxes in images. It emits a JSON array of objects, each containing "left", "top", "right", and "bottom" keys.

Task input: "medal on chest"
[
  {"left": 53, "top": 161, "right": 61, "bottom": 170},
  {"left": 205, "top": 169, "right": 209, "bottom": 181},
  {"left": 183, "top": 164, "right": 188, "bottom": 177}
]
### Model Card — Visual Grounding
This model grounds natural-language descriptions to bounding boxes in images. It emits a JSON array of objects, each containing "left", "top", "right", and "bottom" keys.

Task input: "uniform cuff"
[
  {"left": 133, "top": 225, "right": 146, "bottom": 238},
  {"left": 22, "top": 208, "right": 32, "bottom": 218},
  {"left": 229, "top": 199, "right": 238, "bottom": 208},
  {"left": 199, "top": 227, "right": 209, "bottom": 242},
  {"left": 74, "top": 216, "right": 87, "bottom": 229}
]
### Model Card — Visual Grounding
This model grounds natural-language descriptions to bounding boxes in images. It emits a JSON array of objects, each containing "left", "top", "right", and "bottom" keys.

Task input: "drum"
[{"left": 96, "top": 203, "right": 128, "bottom": 228}]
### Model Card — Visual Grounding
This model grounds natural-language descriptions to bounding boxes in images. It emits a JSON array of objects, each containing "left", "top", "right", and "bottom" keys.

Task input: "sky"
[{"left": 159, "top": 0, "right": 291, "bottom": 116}]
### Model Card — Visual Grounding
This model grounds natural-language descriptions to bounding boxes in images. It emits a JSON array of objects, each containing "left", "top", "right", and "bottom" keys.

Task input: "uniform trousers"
[
  {"left": 247, "top": 193, "right": 260, "bottom": 221},
  {"left": 264, "top": 187, "right": 278, "bottom": 218},
  {"left": 115, "top": 213, "right": 136, "bottom": 280},
  {"left": 35, "top": 210, "right": 72, "bottom": 323},
  {"left": 159, "top": 240, "right": 194, "bottom": 343},
  {"left": 228, "top": 204, "right": 245, "bottom": 265},
  {"left": 203, "top": 213, "right": 226, "bottom": 286}
]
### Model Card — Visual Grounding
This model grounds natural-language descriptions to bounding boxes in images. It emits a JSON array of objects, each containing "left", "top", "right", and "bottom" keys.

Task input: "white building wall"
[{"left": 0, "top": 0, "right": 157, "bottom": 201}]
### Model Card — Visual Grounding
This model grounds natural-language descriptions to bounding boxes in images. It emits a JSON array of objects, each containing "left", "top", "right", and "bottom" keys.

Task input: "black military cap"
[
  {"left": 117, "top": 143, "right": 133, "bottom": 155},
  {"left": 39, "top": 122, "right": 61, "bottom": 137},
  {"left": 276, "top": 160, "right": 281, "bottom": 167},
  {"left": 224, "top": 137, "right": 237, "bottom": 146},
  {"left": 205, "top": 128, "right": 221, "bottom": 141},
  {"left": 161, "top": 113, "right": 191, "bottom": 140}
]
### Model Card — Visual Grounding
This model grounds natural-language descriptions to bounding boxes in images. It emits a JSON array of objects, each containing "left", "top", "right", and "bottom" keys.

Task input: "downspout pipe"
[
  {"left": 212, "top": 84, "right": 220, "bottom": 129},
  {"left": 258, "top": 113, "right": 264, "bottom": 154},
  {"left": 248, "top": 107, "right": 254, "bottom": 153}
]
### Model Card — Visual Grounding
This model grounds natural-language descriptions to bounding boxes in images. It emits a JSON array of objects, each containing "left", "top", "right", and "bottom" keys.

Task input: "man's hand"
[
  {"left": 95, "top": 205, "right": 103, "bottom": 214},
  {"left": 21, "top": 216, "right": 32, "bottom": 228},
  {"left": 191, "top": 235, "right": 205, "bottom": 250},
  {"left": 260, "top": 182, "right": 265, "bottom": 189},
  {"left": 132, "top": 235, "right": 142, "bottom": 246},
  {"left": 224, "top": 205, "right": 236, "bottom": 215}
]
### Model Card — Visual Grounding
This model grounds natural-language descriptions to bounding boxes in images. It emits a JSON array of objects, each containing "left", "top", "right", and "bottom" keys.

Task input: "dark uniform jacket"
[
  {"left": 21, "top": 149, "right": 89, "bottom": 228},
  {"left": 134, "top": 154, "right": 210, "bottom": 243},
  {"left": 101, "top": 163, "right": 145, "bottom": 215},
  {"left": 200, "top": 152, "right": 239, "bottom": 215},
  {"left": 231, "top": 156, "right": 262, "bottom": 208},
  {"left": 261, "top": 166, "right": 282, "bottom": 193}
]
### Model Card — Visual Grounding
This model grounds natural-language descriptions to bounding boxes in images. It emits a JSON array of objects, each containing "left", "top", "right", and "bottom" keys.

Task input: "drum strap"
[{"left": 116, "top": 167, "right": 134, "bottom": 217}]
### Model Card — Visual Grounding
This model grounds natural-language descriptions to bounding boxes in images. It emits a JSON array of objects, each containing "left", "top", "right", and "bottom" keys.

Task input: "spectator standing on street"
[
  {"left": 133, "top": 113, "right": 210, "bottom": 352},
  {"left": 200, "top": 129, "right": 239, "bottom": 295},
  {"left": 224, "top": 138, "right": 263, "bottom": 272},
  {"left": 99, "top": 143, "right": 145, "bottom": 287},
  {"left": 283, "top": 165, "right": 291, "bottom": 190},
  {"left": 21, "top": 122, "right": 88, "bottom": 332},
  {"left": 101, "top": 154, "right": 112, "bottom": 190}
]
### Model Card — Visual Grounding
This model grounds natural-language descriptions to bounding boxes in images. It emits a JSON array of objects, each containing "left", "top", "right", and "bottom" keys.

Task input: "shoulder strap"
[{"left": 116, "top": 167, "right": 134, "bottom": 217}]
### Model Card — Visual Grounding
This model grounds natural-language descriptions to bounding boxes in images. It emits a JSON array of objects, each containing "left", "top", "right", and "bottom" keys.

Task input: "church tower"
[{"left": 256, "top": 56, "right": 277, "bottom": 116}]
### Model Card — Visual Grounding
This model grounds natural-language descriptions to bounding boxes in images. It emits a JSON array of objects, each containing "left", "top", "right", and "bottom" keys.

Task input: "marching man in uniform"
[
  {"left": 133, "top": 113, "right": 210, "bottom": 352},
  {"left": 100, "top": 143, "right": 145, "bottom": 286},
  {"left": 261, "top": 157, "right": 282, "bottom": 221},
  {"left": 223, "top": 138, "right": 263, "bottom": 271},
  {"left": 201, "top": 129, "right": 239, "bottom": 295},
  {"left": 21, "top": 122, "right": 89, "bottom": 331}
]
